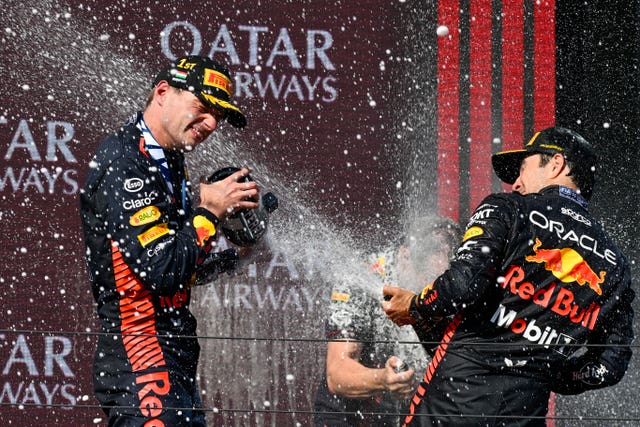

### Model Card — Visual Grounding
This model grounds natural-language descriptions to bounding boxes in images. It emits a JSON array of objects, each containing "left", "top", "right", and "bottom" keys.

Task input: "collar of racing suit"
[{"left": 538, "top": 185, "right": 588, "bottom": 209}]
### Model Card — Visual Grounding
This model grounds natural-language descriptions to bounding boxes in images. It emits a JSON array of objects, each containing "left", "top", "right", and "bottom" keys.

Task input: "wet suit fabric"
[
  {"left": 406, "top": 186, "right": 634, "bottom": 426},
  {"left": 314, "top": 250, "right": 430, "bottom": 426},
  {"left": 81, "top": 112, "right": 220, "bottom": 426}
]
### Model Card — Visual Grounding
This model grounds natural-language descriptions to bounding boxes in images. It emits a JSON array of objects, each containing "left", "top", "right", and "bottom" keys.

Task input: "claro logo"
[
  {"left": 124, "top": 177, "right": 144, "bottom": 193},
  {"left": 123, "top": 191, "right": 158, "bottom": 211}
]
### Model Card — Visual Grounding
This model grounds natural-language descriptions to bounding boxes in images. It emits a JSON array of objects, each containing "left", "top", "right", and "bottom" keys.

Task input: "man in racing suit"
[
  {"left": 80, "top": 55, "right": 259, "bottom": 426},
  {"left": 314, "top": 217, "right": 461, "bottom": 426},
  {"left": 383, "top": 127, "right": 634, "bottom": 426}
]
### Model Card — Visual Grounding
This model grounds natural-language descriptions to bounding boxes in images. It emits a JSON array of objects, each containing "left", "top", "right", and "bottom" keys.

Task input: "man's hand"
[
  {"left": 383, "top": 356, "right": 417, "bottom": 400},
  {"left": 382, "top": 285, "right": 418, "bottom": 326},
  {"left": 325, "top": 341, "right": 417, "bottom": 400},
  {"left": 199, "top": 167, "right": 259, "bottom": 219}
]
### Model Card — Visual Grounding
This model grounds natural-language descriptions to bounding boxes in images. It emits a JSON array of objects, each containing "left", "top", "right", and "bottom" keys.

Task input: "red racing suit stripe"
[
  {"left": 404, "top": 313, "right": 462, "bottom": 426},
  {"left": 112, "top": 242, "right": 167, "bottom": 372}
]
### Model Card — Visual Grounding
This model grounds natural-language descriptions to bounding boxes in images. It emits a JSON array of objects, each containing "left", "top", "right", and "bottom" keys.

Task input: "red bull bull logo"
[
  {"left": 419, "top": 282, "right": 438, "bottom": 306},
  {"left": 369, "top": 256, "right": 387, "bottom": 277},
  {"left": 526, "top": 238, "right": 606, "bottom": 295},
  {"left": 193, "top": 215, "right": 216, "bottom": 248},
  {"left": 501, "top": 265, "right": 601, "bottom": 330}
]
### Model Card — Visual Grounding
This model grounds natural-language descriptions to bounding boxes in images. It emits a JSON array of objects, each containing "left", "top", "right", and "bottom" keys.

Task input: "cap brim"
[
  {"left": 201, "top": 93, "right": 247, "bottom": 128},
  {"left": 491, "top": 149, "right": 528, "bottom": 185}
]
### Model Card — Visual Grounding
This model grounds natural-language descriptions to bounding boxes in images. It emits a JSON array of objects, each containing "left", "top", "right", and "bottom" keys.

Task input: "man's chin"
[{"left": 179, "top": 135, "right": 201, "bottom": 151}]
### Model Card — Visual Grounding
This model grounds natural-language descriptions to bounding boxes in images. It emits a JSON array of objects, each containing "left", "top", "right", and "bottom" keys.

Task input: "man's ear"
[
  {"left": 549, "top": 153, "right": 568, "bottom": 179},
  {"left": 153, "top": 81, "right": 171, "bottom": 106}
]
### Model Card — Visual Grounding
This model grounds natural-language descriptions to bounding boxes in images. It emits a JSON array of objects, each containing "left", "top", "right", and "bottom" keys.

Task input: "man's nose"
[
  {"left": 512, "top": 177, "right": 524, "bottom": 193},
  {"left": 202, "top": 114, "right": 218, "bottom": 132}
]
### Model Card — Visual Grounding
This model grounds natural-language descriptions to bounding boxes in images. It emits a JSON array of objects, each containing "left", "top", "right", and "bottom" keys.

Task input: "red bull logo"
[
  {"left": 193, "top": 215, "right": 216, "bottom": 248},
  {"left": 419, "top": 282, "right": 437, "bottom": 306},
  {"left": 501, "top": 265, "right": 600, "bottom": 330},
  {"left": 369, "top": 256, "right": 387, "bottom": 277},
  {"left": 526, "top": 238, "right": 606, "bottom": 295}
]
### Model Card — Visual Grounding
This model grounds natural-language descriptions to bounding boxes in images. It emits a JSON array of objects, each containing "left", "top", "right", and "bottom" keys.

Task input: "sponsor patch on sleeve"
[
  {"left": 463, "top": 226, "right": 484, "bottom": 242},
  {"left": 137, "top": 223, "right": 170, "bottom": 247},
  {"left": 331, "top": 292, "right": 350, "bottom": 302}
]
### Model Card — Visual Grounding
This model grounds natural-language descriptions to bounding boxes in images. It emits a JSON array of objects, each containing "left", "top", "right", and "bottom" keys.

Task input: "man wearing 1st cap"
[
  {"left": 81, "top": 55, "right": 258, "bottom": 426},
  {"left": 382, "top": 126, "right": 634, "bottom": 426}
]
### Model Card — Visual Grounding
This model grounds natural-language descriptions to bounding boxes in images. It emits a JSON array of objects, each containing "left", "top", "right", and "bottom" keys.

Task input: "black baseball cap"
[
  {"left": 492, "top": 126, "right": 597, "bottom": 198},
  {"left": 153, "top": 55, "right": 246, "bottom": 128}
]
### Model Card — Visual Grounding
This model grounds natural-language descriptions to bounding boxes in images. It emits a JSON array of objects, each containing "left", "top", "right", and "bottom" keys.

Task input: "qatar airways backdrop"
[{"left": 1, "top": 0, "right": 638, "bottom": 426}]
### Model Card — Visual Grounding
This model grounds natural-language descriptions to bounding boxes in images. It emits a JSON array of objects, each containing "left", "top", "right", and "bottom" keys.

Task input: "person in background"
[
  {"left": 383, "top": 127, "right": 635, "bottom": 426},
  {"left": 80, "top": 55, "right": 258, "bottom": 426},
  {"left": 314, "top": 216, "right": 461, "bottom": 426}
]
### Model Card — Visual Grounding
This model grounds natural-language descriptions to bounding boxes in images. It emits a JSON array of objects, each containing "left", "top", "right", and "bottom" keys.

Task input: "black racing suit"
[
  {"left": 405, "top": 186, "right": 634, "bottom": 426},
  {"left": 80, "top": 112, "right": 222, "bottom": 426},
  {"left": 314, "top": 249, "right": 431, "bottom": 427}
]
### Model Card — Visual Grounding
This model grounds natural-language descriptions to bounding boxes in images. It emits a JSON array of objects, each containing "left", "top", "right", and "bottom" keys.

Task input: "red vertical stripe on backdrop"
[
  {"left": 499, "top": 0, "right": 525, "bottom": 193},
  {"left": 535, "top": 5, "right": 557, "bottom": 426},
  {"left": 468, "top": 0, "right": 493, "bottom": 212},
  {"left": 501, "top": 0, "right": 525, "bottom": 151},
  {"left": 437, "top": 0, "right": 461, "bottom": 222},
  {"left": 534, "top": 0, "right": 556, "bottom": 129}
]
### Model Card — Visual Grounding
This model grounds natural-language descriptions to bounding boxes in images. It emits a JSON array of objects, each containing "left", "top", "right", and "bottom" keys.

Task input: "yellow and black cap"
[
  {"left": 153, "top": 55, "right": 246, "bottom": 128},
  {"left": 491, "top": 126, "right": 597, "bottom": 198}
]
